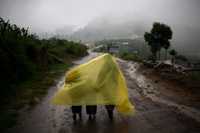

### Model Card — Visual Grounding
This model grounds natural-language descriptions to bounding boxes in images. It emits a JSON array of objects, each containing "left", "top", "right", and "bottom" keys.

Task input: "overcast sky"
[{"left": 0, "top": 0, "right": 200, "bottom": 33}]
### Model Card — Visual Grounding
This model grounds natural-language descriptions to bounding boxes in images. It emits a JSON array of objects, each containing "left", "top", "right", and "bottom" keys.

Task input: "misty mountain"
[
  {"left": 71, "top": 15, "right": 150, "bottom": 42},
  {"left": 36, "top": 13, "right": 200, "bottom": 58},
  {"left": 71, "top": 15, "right": 200, "bottom": 57},
  {"left": 39, "top": 25, "right": 76, "bottom": 39},
  {"left": 55, "top": 25, "right": 76, "bottom": 36}
]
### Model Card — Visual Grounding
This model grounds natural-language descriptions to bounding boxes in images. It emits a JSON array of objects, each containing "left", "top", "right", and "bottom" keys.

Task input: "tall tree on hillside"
[
  {"left": 144, "top": 32, "right": 158, "bottom": 61},
  {"left": 163, "top": 40, "right": 170, "bottom": 59},
  {"left": 169, "top": 49, "right": 177, "bottom": 66},
  {"left": 144, "top": 22, "right": 172, "bottom": 61}
]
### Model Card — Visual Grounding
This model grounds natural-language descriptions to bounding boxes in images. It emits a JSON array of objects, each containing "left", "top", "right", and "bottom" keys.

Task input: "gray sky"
[{"left": 0, "top": 0, "right": 200, "bottom": 33}]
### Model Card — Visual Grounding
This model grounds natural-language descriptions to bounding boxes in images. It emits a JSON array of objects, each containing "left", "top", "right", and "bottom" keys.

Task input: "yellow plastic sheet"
[{"left": 51, "top": 53, "right": 134, "bottom": 115}]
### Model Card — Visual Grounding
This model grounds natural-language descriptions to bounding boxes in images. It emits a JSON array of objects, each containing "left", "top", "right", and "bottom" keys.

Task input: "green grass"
[
  {"left": 15, "top": 63, "right": 71, "bottom": 108},
  {"left": 119, "top": 52, "right": 143, "bottom": 62},
  {"left": 0, "top": 63, "right": 71, "bottom": 132}
]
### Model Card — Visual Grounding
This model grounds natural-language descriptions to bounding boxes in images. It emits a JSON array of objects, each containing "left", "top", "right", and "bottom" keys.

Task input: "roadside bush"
[
  {"left": 119, "top": 52, "right": 142, "bottom": 62},
  {"left": 0, "top": 17, "right": 88, "bottom": 97}
]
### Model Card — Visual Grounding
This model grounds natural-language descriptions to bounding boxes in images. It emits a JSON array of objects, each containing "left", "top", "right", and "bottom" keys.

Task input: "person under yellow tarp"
[{"left": 51, "top": 53, "right": 134, "bottom": 119}]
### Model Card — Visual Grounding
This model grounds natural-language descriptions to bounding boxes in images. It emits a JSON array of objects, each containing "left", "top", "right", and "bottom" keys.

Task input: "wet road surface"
[{"left": 7, "top": 53, "right": 200, "bottom": 133}]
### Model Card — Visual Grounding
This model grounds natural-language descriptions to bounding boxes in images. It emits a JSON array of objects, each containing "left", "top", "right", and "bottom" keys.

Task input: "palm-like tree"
[
  {"left": 163, "top": 40, "right": 170, "bottom": 60},
  {"left": 169, "top": 49, "right": 177, "bottom": 66},
  {"left": 144, "top": 22, "right": 173, "bottom": 62}
]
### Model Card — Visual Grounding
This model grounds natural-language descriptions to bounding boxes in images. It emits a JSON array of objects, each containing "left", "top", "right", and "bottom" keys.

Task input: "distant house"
[
  {"left": 95, "top": 39, "right": 142, "bottom": 55},
  {"left": 122, "top": 42, "right": 129, "bottom": 45},
  {"left": 119, "top": 42, "right": 139, "bottom": 54},
  {"left": 109, "top": 45, "right": 119, "bottom": 54},
  {"left": 107, "top": 41, "right": 140, "bottom": 55}
]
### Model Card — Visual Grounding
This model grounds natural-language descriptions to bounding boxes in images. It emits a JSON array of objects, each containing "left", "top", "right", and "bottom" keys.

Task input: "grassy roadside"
[
  {"left": 118, "top": 52, "right": 143, "bottom": 62},
  {"left": 0, "top": 17, "right": 88, "bottom": 132},
  {"left": 0, "top": 62, "right": 72, "bottom": 132}
]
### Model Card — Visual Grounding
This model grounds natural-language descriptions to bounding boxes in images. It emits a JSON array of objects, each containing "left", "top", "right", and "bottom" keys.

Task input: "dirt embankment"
[
  {"left": 138, "top": 64, "right": 200, "bottom": 110},
  {"left": 118, "top": 59, "right": 200, "bottom": 123}
]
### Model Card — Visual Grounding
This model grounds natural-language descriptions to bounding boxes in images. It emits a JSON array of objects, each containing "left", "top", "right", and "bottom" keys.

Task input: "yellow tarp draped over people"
[{"left": 51, "top": 53, "right": 134, "bottom": 115}]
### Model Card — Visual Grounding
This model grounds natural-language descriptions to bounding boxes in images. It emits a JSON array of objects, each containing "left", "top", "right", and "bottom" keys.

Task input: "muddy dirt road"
[{"left": 7, "top": 53, "right": 200, "bottom": 133}]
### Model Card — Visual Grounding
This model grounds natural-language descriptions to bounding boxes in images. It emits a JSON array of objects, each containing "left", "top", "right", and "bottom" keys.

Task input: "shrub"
[
  {"left": 119, "top": 52, "right": 142, "bottom": 62},
  {"left": 0, "top": 17, "right": 88, "bottom": 97}
]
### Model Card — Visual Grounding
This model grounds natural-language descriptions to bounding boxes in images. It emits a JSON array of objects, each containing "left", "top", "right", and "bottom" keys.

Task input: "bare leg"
[
  {"left": 79, "top": 113, "right": 82, "bottom": 120},
  {"left": 108, "top": 110, "right": 113, "bottom": 121},
  {"left": 92, "top": 114, "right": 96, "bottom": 120},
  {"left": 73, "top": 113, "right": 76, "bottom": 121},
  {"left": 89, "top": 115, "right": 92, "bottom": 120}
]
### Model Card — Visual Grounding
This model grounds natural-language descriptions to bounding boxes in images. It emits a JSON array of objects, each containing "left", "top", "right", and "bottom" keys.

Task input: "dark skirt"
[
  {"left": 71, "top": 106, "right": 82, "bottom": 113},
  {"left": 86, "top": 105, "right": 97, "bottom": 114}
]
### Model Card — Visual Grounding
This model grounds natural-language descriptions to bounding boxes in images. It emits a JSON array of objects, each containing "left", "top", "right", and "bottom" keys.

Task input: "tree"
[
  {"left": 144, "top": 22, "right": 173, "bottom": 61},
  {"left": 169, "top": 49, "right": 177, "bottom": 65},
  {"left": 163, "top": 40, "right": 170, "bottom": 59},
  {"left": 144, "top": 32, "right": 158, "bottom": 61}
]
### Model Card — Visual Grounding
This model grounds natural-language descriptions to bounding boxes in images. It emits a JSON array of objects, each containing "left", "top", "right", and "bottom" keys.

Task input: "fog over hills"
[
  {"left": 69, "top": 14, "right": 200, "bottom": 57},
  {"left": 1, "top": 0, "right": 200, "bottom": 57},
  {"left": 173, "top": 25, "right": 200, "bottom": 56},
  {"left": 71, "top": 13, "right": 150, "bottom": 42},
  {"left": 39, "top": 25, "right": 76, "bottom": 39}
]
